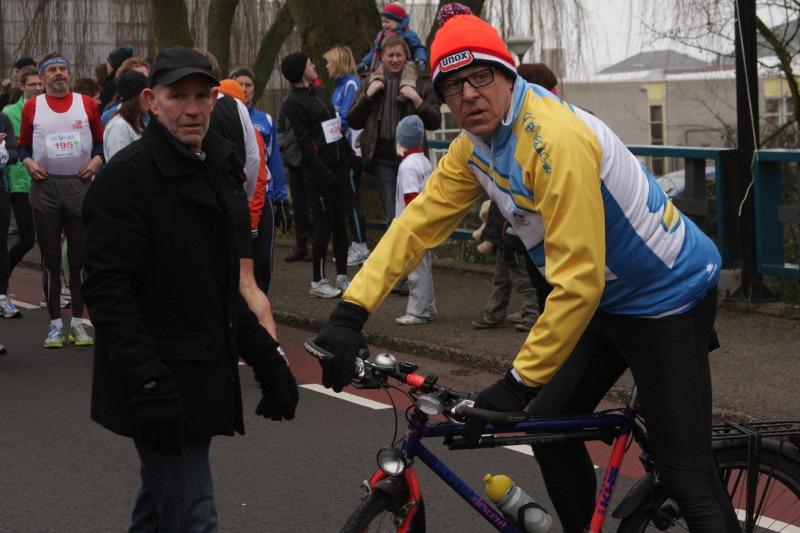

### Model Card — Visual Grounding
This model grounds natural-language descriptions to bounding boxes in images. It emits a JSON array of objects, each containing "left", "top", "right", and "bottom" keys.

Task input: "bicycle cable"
[{"left": 382, "top": 384, "right": 404, "bottom": 446}]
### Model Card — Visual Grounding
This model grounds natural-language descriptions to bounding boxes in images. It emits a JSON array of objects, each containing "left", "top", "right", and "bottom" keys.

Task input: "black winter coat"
[
  {"left": 283, "top": 84, "right": 350, "bottom": 182},
  {"left": 83, "top": 118, "right": 282, "bottom": 439}
]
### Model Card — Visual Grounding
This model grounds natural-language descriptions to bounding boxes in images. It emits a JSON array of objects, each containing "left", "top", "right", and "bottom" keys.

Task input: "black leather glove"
[
  {"left": 272, "top": 199, "right": 292, "bottom": 234},
  {"left": 132, "top": 377, "right": 185, "bottom": 455},
  {"left": 312, "top": 301, "right": 368, "bottom": 392},
  {"left": 463, "top": 370, "right": 539, "bottom": 445},
  {"left": 253, "top": 350, "right": 299, "bottom": 421}
]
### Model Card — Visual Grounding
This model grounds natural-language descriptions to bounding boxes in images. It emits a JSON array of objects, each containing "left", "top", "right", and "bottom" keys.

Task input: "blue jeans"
[
  {"left": 129, "top": 438, "right": 218, "bottom": 533},
  {"left": 371, "top": 158, "right": 399, "bottom": 224}
]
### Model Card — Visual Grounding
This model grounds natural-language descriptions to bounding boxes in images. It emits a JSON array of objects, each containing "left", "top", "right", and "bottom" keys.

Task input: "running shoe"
[
  {"left": 395, "top": 314, "right": 434, "bottom": 325},
  {"left": 335, "top": 274, "right": 351, "bottom": 292},
  {"left": 309, "top": 279, "right": 342, "bottom": 299},
  {"left": 69, "top": 322, "right": 95, "bottom": 346},
  {"left": 0, "top": 295, "right": 22, "bottom": 318},
  {"left": 346, "top": 242, "right": 371, "bottom": 266},
  {"left": 43, "top": 324, "right": 65, "bottom": 349}
]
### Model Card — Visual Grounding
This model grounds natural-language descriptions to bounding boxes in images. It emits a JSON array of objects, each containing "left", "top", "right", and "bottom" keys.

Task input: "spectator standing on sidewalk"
[
  {"left": 393, "top": 115, "right": 437, "bottom": 325},
  {"left": 83, "top": 47, "right": 298, "bottom": 531},
  {"left": 323, "top": 46, "right": 371, "bottom": 267},
  {"left": 18, "top": 52, "right": 104, "bottom": 348},
  {"left": 1, "top": 65, "right": 42, "bottom": 313},
  {"left": 312, "top": 4, "right": 738, "bottom": 531},
  {"left": 347, "top": 34, "right": 441, "bottom": 227},
  {"left": 277, "top": 95, "right": 312, "bottom": 263},
  {"left": 471, "top": 200, "right": 540, "bottom": 331},
  {"left": 0, "top": 57, "right": 36, "bottom": 109},
  {"left": 281, "top": 52, "right": 352, "bottom": 298}
]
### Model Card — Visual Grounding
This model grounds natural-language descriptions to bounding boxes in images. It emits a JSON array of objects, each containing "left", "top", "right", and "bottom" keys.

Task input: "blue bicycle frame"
[{"left": 384, "top": 396, "right": 639, "bottom": 532}]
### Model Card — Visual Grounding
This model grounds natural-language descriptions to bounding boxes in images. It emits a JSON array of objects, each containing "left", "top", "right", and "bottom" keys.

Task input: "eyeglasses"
[{"left": 439, "top": 68, "right": 495, "bottom": 98}]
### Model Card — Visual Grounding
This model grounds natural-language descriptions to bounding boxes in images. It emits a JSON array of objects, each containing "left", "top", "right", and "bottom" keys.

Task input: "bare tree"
[
  {"left": 151, "top": 0, "right": 195, "bottom": 49},
  {"left": 207, "top": 0, "right": 241, "bottom": 75}
]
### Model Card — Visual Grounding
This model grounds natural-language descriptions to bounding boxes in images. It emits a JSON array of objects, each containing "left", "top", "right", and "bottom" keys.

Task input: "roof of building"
[{"left": 598, "top": 49, "right": 709, "bottom": 75}]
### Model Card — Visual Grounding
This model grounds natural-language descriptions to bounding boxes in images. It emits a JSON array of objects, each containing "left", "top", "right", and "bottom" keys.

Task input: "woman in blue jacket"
[{"left": 324, "top": 47, "right": 370, "bottom": 267}]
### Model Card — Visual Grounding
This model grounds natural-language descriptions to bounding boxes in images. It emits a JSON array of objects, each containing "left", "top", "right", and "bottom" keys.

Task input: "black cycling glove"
[
  {"left": 133, "top": 377, "right": 185, "bottom": 455},
  {"left": 463, "top": 370, "right": 539, "bottom": 445},
  {"left": 312, "top": 301, "right": 368, "bottom": 392},
  {"left": 253, "top": 353, "right": 299, "bottom": 421}
]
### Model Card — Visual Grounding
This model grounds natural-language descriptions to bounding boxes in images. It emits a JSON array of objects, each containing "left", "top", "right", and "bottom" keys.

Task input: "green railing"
[
  {"left": 627, "top": 145, "right": 740, "bottom": 267},
  {"left": 754, "top": 150, "right": 800, "bottom": 278}
]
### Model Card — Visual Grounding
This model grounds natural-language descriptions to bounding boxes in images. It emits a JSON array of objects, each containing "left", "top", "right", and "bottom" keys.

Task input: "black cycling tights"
[
  {"left": 33, "top": 209, "right": 84, "bottom": 320},
  {"left": 306, "top": 165, "right": 349, "bottom": 282},
  {"left": 529, "top": 290, "right": 740, "bottom": 533}
]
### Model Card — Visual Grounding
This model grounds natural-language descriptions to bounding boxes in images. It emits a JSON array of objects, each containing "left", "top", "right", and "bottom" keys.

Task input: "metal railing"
[{"left": 754, "top": 150, "right": 800, "bottom": 278}]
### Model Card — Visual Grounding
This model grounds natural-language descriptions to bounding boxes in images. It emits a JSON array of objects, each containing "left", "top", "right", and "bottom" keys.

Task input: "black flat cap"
[{"left": 147, "top": 46, "right": 219, "bottom": 88}]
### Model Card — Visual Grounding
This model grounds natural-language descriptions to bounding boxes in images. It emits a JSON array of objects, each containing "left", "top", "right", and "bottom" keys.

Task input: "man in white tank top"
[{"left": 17, "top": 52, "right": 105, "bottom": 349}]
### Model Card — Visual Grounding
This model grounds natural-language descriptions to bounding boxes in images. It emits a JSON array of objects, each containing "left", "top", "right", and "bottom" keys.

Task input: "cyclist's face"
[{"left": 444, "top": 65, "right": 513, "bottom": 138}]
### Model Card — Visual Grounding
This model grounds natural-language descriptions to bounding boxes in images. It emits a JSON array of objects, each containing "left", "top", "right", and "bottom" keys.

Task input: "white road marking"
[
  {"left": 735, "top": 509, "right": 800, "bottom": 533},
  {"left": 503, "top": 444, "right": 534, "bottom": 456},
  {"left": 300, "top": 383, "right": 392, "bottom": 410}
]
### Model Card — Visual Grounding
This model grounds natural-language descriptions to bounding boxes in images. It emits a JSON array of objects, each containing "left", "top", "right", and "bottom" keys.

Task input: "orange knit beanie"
[
  {"left": 218, "top": 79, "right": 246, "bottom": 103},
  {"left": 430, "top": 3, "right": 517, "bottom": 89}
]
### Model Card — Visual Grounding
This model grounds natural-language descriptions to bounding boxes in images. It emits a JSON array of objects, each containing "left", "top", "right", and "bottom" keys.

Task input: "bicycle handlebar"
[{"left": 304, "top": 339, "right": 530, "bottom": 424}]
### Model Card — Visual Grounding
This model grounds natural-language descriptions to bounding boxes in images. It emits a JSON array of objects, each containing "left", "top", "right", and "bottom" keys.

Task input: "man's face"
[
  {"left": 19, "top": 75, "right": 43, "bottom": 100},
  {"left": 443, "top": 65, "right": 513, "bottom": 138},
  {"left": 143, "top": 74, "right": 217, "bottom": 152},
  {"left": 43, "top": 63, "right": 70, "bottom": 95},
  {"left": 234, "top": 75, "right": 255, "bottom": 106},
  {"left": 382, "top": 44, "right": 407, "bottom": 76}
]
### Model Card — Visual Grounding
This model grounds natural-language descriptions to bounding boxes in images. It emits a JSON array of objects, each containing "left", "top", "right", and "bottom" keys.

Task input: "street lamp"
[{"left": 506, "top": 34, "right": 534, "bottom": 64}]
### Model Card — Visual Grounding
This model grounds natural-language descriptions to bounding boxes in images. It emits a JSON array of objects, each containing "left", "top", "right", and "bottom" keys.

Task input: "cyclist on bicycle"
[{"left": 312, "top": 4, "right": 739, "bottom": 532}]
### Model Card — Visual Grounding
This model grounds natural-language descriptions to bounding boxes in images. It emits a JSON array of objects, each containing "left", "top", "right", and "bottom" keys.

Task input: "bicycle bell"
[{"left": 367, "top": 352, "right": 397, "bottom": 371}]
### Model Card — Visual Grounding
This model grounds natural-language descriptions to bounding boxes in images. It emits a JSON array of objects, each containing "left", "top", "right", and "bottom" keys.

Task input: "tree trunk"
[
  {"left": 207, "top": 0, "right": 241, "bottom": 76},
  {"left": 425, "top": 0, "right": 486, "bottom": 52},
  {"left": 252, "top": 2, "right": 296, "bottom": 100},
  {"left": 151, "top": 0, "right": 194, "bottom": 49},
  {"left": 287, "top": 0, "right": 379, "bottom": 86}
]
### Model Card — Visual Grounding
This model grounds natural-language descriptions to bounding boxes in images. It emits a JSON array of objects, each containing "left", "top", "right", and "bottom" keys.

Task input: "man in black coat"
[{"left": 82, "top": 46, "right": 299, "bottom": 531}]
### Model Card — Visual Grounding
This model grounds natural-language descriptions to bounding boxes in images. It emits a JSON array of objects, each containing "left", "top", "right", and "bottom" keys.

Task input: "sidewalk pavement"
[{"left": 266, "top": 242, "right": 799, "bottom": 422}]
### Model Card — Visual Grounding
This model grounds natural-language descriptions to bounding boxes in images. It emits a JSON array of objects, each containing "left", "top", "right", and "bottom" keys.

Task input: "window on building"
[{"left": 649, "top": 104, "right": 665, "bottom": 175}]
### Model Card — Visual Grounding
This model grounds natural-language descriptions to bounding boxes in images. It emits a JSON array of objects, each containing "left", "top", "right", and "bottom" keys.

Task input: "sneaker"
[
  {"left": 347, "top": 242, "right": 370, "bottom": 266},
  {"left": 395, "top": 314, "right": 434, "bottom": 325},
  {"left": 335, "top": 275, "right": 350, "bottom": 292},
  {"left": 471, "top": 317, "right": 503, "bottom": 329},
  {"left": 0, "top": 295, "right": 22, "bottom": 318},
  {"left": 44, "top": 324, "right": 65, "bottom": 349},
  {"left": 309, "top": 279, "right": 342, "bottom": 299},
  {"left": 69, "top": 322, "right": 95, "bottom": 346},
  {"left": 284, "top": 247, "right": 308, "bottom": 262}
]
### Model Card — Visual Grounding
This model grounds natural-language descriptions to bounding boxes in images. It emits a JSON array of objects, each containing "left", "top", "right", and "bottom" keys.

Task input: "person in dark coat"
[{"left": 82, "top": 46, "right": 299, "bottom": 532}]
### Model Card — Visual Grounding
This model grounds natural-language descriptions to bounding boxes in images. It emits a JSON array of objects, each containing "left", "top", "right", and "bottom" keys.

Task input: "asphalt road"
[{"left": 1, "top": 311, "right": 644, "bottom": 533}]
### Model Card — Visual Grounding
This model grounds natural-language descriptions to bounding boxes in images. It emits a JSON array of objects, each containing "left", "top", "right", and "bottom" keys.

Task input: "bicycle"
[{"left": 305, "top": 340, "right": 800, "bottom": 533}]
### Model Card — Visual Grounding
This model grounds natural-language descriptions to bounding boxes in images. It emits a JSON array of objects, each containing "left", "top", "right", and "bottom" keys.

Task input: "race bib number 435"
[
  {"left": 45, "top": 132, "right": 82, "bottom": 159},
  {"left": 321, "top": 117, "right": 342, "bottom": 144}
]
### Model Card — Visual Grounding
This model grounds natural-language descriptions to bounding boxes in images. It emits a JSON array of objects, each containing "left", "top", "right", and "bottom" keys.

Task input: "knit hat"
[
  {"left": 108, "top": 44, "right": 134, "bottom": 70},
  {"left": 218, "top": 79, "right": 245, "bottom": 103},
  {"left": 280, "top": 52, "right": 309, "bottom": 84},
  {"left": 381, "top": 3, "right": 408, "bottom": 23},
  {"left": 430, "top": 3, "right": 516, "bottom": 94},
  {"left": 395, "top": 115, "right": 425, "bottom": 149},
  {"left": 116, "top": 70, "right": 147, "bottom": 102},
  {"left": 13, "top": 56, "right": 36, "bottom": 70}
]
